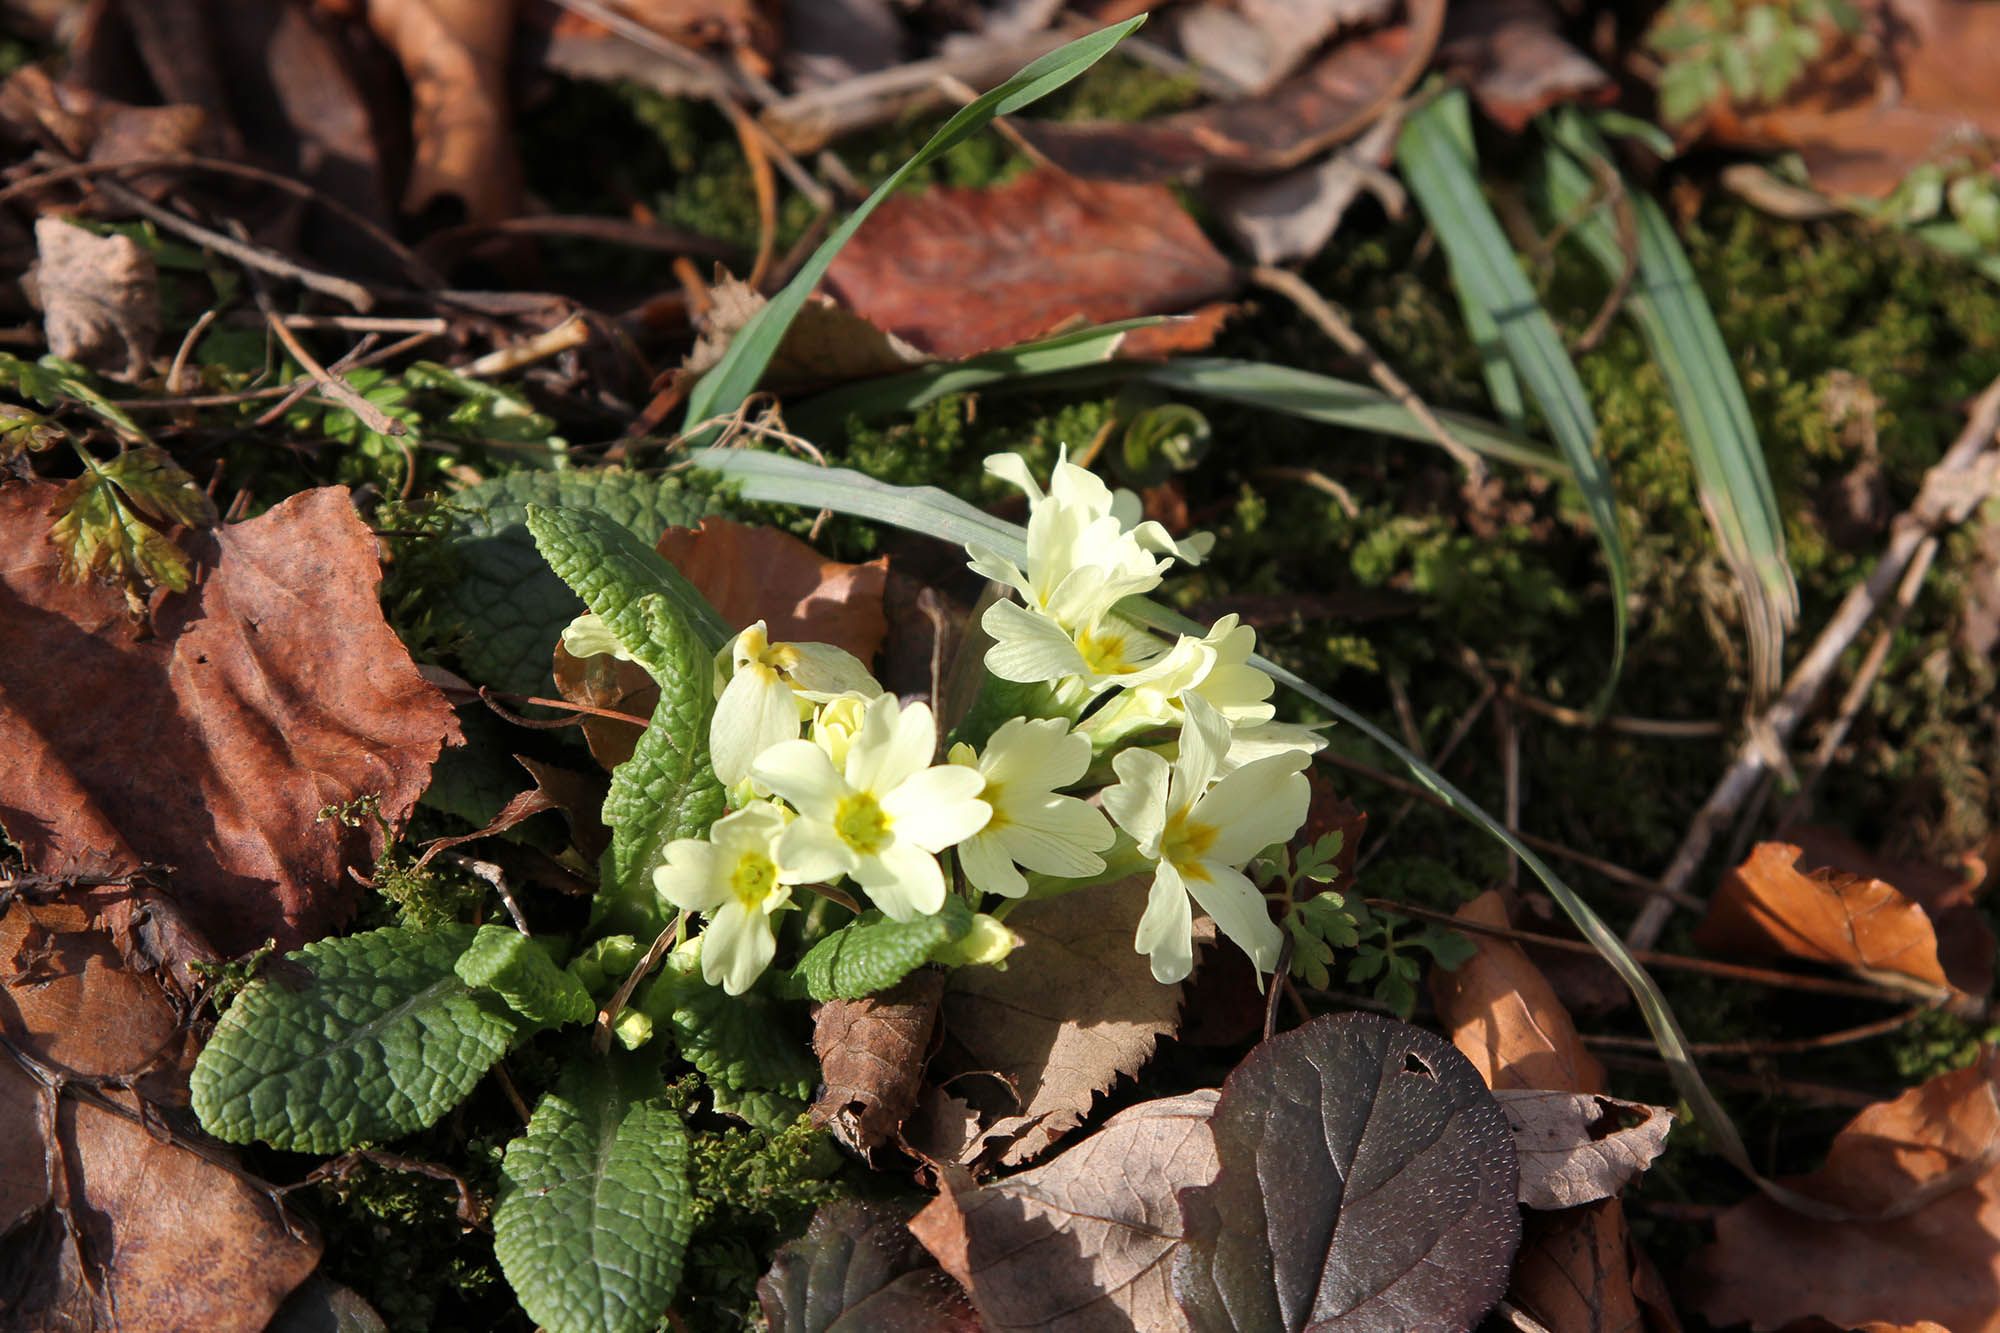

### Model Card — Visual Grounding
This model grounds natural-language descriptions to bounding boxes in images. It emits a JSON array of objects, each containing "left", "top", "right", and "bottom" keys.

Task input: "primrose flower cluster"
[{"left": 566, "top": 452, "right": 1323, "bottom": 995}]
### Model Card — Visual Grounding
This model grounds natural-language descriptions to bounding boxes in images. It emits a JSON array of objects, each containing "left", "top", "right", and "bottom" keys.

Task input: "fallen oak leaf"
[
  {"left": 656, "top": 517, "right": 889, "bottom": 662},
  {"left": 934, "top": 883, "right": 1190, "bottom": 1168},
  {"left": 0, "top": 483, "right": 462, "bottom": 954},
  {"left": 822, "top": 167, "right": 1238, "bottom": 360},
  {"left": 1438, "top": 0, "right": 1613, "bottom": 133},
  {"left": 1495, "top": 1089, "right": 1675, "bottom": 1211},
  {"left": 1695, "top": 841, "right": 1957, "bottom": 994},
  {"left": 908, "top": 1091, "right": 1219, "bottom": 1332},
  {"left": 365, "top": 0, "right": 524, "bottom": 226},
  {"left": 1510, "top": 1200, "right": 1654, "bottom": 1333},
  {"left": 758, "top": 1198, "right": 979, "bottom": 1333},
  {"left": 1690, "top": 1049, "right": 2000, "bottom": 1332}
]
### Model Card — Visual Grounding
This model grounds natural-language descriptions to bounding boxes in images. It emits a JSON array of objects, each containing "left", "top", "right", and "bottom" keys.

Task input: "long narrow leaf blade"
[
  {"left": 1539, "top": 113, "right": 1797, "bottom": 699},
  {"left": 1398, "top": 89, "right": 1630, "bottom": 695},
  {"left": 690, "top": 448, "right": 1764, "bottom": 1185},
  {"left": 681, "top": 17, "right": 1144, "bottom": 438}
]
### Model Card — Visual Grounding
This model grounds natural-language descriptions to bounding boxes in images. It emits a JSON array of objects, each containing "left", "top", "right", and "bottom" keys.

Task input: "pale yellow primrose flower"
[
  {"left": 559, "top": 612, "right": 637, "bottom": 663},
  {"left": 947, "top": 716, "right": 1114, "bottom": 898},
  {"left": 710, "top": 621, "right": 880, "bottom": 788},
  {"left": 752, "top": 693, "right": 991, "bottom": 921},
  {"left": 808, "top": 691, "right": 872, "bottom": 769},
  {"left": 1103, "top": 695, "right": 1310, "bottom": 984},
  {"left": 653, "top": 802, "right": 808, "bottom": 995},
  {"left": 966, "top": 451, "right": 1210, "bottom": 689}
]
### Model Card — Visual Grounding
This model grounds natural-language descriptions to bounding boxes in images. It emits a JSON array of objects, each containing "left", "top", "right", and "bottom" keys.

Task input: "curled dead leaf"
[
  {"left": 365, "top": 0, "right": 523, "bottom": 225},
  {"left": 1495, "top": 1089, "right": 1675, "bottom": 1211},
  {"left": 31, "top": 217, "right": 159, "bottom": 382},
  {"left": 0, "top": 484, "right": 462, "bottom": 954},
  {"left": 1691, "top": 1050, "right": 2000, "bottom": 1332},
  {"left": 1430, "top": 890, "right": 1608, "bottom": 1095},
  {"left": 810, "top": 966, "right": 946, "bottom": 1157}
]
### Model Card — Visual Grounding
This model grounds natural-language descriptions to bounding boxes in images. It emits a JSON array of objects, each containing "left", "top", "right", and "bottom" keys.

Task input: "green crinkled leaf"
[
  {"left": 792, "top": 899, "right": 973, "bottom": 1001},
  {"left": 524, "top": 503, "right": 732, "bottom": 670},
  {"left": 711, "top": 1083, "right": 810, "bottom": 1135},
  {"left": 596, "top": 594, "right": 726, "bottom": 931},
  {"left": 494, "top": 1061, "right": 693, "bottom": 1333},
  {"left": 435, "top": 468, "right": 727, "bottom": 697},
  {"left": 454, "top": 924, "right": 596, "bottom": 1027},
  {"left": 644, "top": 948, "right": 816, "bottom": 1099},
  {"left": 0, "top": 351, "right": 147, "bottom": 441},
  {"left": 190, "top": 925, "right": 518, "bottom": 1153}
]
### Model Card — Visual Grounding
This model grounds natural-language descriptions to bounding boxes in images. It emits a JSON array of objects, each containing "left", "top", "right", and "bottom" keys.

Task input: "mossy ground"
[{"left": 294, "top": 60, "right": 2000, "bottom": 1323}]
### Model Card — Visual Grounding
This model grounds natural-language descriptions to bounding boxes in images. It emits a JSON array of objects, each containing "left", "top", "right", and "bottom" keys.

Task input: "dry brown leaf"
[
  {"left": 811, "top": 967, "right": 946, "bottom": 1157},
  {"left": 822, "top": 167, "right": 1237, "bottom": 361},
  {"left": 1694, "top": 0, "right": 2000, "bottom": 200},
  {"left": 31, "top": 217, "right": 159, "bottom": 382},
  {"left": 1694, "top": 841, "right": 1956, "bottom": 992},
  {"left": 1430, "top": 890, "right": 1607, "bottom": 1095},
  {"left": 1014, "top": 0, "right": 1444, "bottom": 182},
  {"left": 685, "top": 278, "right": 931, "bottom": 395},
  {"left": 935, "top": 884, "right": 1188, "bottom": 1167},
  {"left": 1495, "top": 1090, "right": 1674, "bottom": 1211},
  {"left": 1510, "top": 1200, "right": 1652, "bottom": 1333},
  {"left": 1781, "top": 824, "right": 1996, "bottom": 996},
  {"left": 365, "top": 0, "right": 523, "bottom": 224},
  {"left": 552, "top": 639, "right": 659, "bottom": 770},
  {"left": 1438, "top": 0, "right": 1612, "bottom": 132},
  {"left": 908, "top": 1091, "right": 1219, "bottom": 1332},
  {"left": 0, "top": 903, "right": 320, "bottom": 1329},
  {"left": 1167, "top": 0, "right": 1395, "bottom": 96},
  {"left": 0, "top": 483, "right": 462, "bottom": 955},
  {"left": 1690, "top": 1049, "right": 2000, "bottom": 1331},
  {"left": 1207, "top": 109, "right": 1405, "bottom": 266},
  {"left": 656, "top": 517, "right": 889, "bottom": 662}
]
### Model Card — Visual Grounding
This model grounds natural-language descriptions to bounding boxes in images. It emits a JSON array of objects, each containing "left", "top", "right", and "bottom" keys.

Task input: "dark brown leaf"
[
  {"left": 1495, "top": 1089, "right": 1675, "bottom": 1210},
  {"left": 935, "top": 884, "right": 1188, "bottom": 1167},
  {"left": 757, "top": 1198, "right": 979, "bottom": 1333},
  {"left": 810, "top": 966, "right": 946, "bottom": 1156},
  {"left": 908, "top": 1091, "right": 1218, "bottom": 1331},
  {"left": 0, "top": 902, "right": 320, "bottom": 1330},
  {"left": 656, "top": 517, "right": 889, "bottom": 661},
  {"left": 1013, "top": 0, "right": 1444, "bottom": 183},
  {"left": 822, "top": 167, "right": 1237, "bottom": 360},
  {"left": 1510, "top": 1201, "right": 1654, "bottom": 1333},
  {"left": 0, "top": 484, "right": 462, "bottom": 955},
  {"left": 365, "top": 0, "right": 523, "bottom": 225},
  {"left": 1690, "top": 1049, "right": 2000, "bottom": 1331},
  {"left": 1438, "top": 0, "right": 1612, "bottom": 132}
]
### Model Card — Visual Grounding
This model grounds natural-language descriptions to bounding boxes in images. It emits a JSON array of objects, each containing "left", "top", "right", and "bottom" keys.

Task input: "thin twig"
[
  {"left": 1255, "top": 465, "right": 1359, "bottom": 517},
  {"left": 1320, "top": 751, "right": 1699, "bottom": 907},
  {"left": 593, "top": 917, "right": 684, "bottom": 1055},
  {"left": 1594, "top": 1051, "right": 1881, "bottom": 1108},
  {"left": 1506, "top": 690, "right": 1727, "bottom": 737},
  {"left": 1581, "top": 1006, "right": 1927, "bottom": 1056},
  {"left": 1352, "top": 681, "right": 1496, "bottom": 875},
  {"left": 1628, "top": 374, "right": 2000, "bottom": 949},
  {"left": 1250, "top": 264, "right": 1488, "bottom": 481},
  {"left": 96, "top": 177, "right": 375, "bottom": 310},
  {"left": 1498, "top": 694, "right": 1520, "bottom": 891},
  {"left": 722, "top": 99, "right": 780, "bottom": 288},
  {"left": 1570, "top": 153, "right": 1638, "bottom": 355},
  {"left": 462, "top": 313, "right": 591, "bottom": 377}
]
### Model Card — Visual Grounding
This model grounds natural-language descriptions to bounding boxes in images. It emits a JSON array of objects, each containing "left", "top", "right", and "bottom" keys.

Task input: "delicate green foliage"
[
  {"left": 188, "top": 937, "right": 278, "bottom": 1016},
  {"left": 494, "top": 1061, "right": 693, "bottom": 1333},
  {"left": 682, "top": 17, "right": 1145, "bottom": 437},
  {"left": 1540, "top": 113, "right": 1797, "bottom": 698},
  {"left": 191, "top": 925, "right": 520, "bottom": 1153},
  {"left": 287, "top": 366, "right": 419, "bottom": 452},
  {"left": 48, "top": 464, "right": 197, "bottom": 594},
  {"left": 568, "top": 934, "right": 643, "bottom": 998},
  {"left": 404, "top": 361, "right": 567, "bottom": 448},
  {"left": 1398, "top": 90, "right": 1630, "bottom": 696},
  {"left": 1650, "top": 0, "right": 1858, "bottom": 123},
  {"left": 643, "top": 947, "right": 817, "bottom": 1100},
  {"left": 455, "top": 925, "right": 596, "bottom": 1027},
  {"left": 1347, "top": 914, "right": 1475, "bottom": 1019},
  {"left": 0, "top": 352, "right": 147, "bottom": 441},
  {"left": 1117, "top": 401, "right": 1211, "bottom": 487},
  {"left": 595, "top": 594, "right": 727, "bottom": 931},
  {"left": 98, "top": 444, "right": 216, "bottom": 528},
  {"left": 436, "top": 468, "right": 725, "bottom": 696},
  {"left": 791, "top": 898, "right": 973, "bottom": 1001},
  {"left": 1285, "top": 893, "right": 1363, "bottom": 991},
  {"left": 0, "top": 402, "right": 61, "bottom": 460},
  {"left": 710, "top": 1083, "right": 810, "bottom": 1135}
]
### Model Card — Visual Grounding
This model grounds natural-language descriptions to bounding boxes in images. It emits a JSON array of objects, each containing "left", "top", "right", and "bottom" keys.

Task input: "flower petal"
[
  {"left": 882, "top": 764, "right": 990, "bottom": 851},
  {"left": 853, "top": 841, "right": 946, "bottom": 920},
  {"left": 1197, "top": 754, "right": 1312, "bottom": 866},
  {"left": 559, "top": 612, "right": 636, "bottom": 663},
  {"left": 652, "top": 839, "right": 722, "bottom": 912},
  {"left": 1134, "top": 861, "right": 1195, "bottom": 985},
  {"left": 958, "top": 830, "right": 1029, "bottom": 899},
  {"left": 750, "top": 739, "right": 846, "bottom": 819},
  {"left": 785, "top": 641, "right": 882, "bottom": 699},
  {"left": 1171, "top": 691, "right": 1231, "bottom": 804},
  {"left": 776, "top": 816, "right": 856, "bottom": 883},
  {"left": 711, "top": 667, "right": 802, "bottom": 788},
  {"left": 1184, "top": 862, "right": 1284, "bottom": 974},
  {"left": 848, "top": 695, "right": 937, "bottom": 794},
  {"left": 1103, "top": 747, "right": 1170, "bottom": 855},
  {"left": 999, "top": 796, "right": 1113, "bottom": 875},
  {"left": 981, "top": 599, "right": 1088, "bottom": 684},
  {"left": 702, "top": 900, "right": 778, "bottom": 995}
]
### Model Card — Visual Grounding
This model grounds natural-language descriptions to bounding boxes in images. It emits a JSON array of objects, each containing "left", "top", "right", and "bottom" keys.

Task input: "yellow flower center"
[
  {"left": 981, "top": 779, "right": 1010, "bottom": 831},
  {"left": 1161, "top": 806, "right": 1216, "bottom": 878},
  {"left": 834, "top": 793, "right": 891, "bottom": 854},
  {"left": 729, "top": 852, "right": 779, "bottom": 908},
  {"left": 1076, "top": 626, "right": 1141, "bottom": 676}
]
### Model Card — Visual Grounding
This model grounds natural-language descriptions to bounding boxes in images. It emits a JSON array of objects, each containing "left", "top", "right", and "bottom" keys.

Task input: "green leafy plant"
[{"left": 1650, "top": 0, "right": 1861, "bottom": 124}]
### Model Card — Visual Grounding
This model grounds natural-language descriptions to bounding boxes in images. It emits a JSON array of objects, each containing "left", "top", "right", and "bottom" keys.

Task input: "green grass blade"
[
  {"left": 1452, "top": 269, "right": 1527, "bottom": 430},
  {"left": 1397, "top": 89, "right": 1630, "bottom": 696},
  {"left": 1540, "top": 112, "right": 1797, "bottom": 698},
  {"left": 681, "top": 17, "right": 1144, "bottom": 440},
  {"left": 691, "top": 448, "right": 1766, "bottom": 1185}
]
